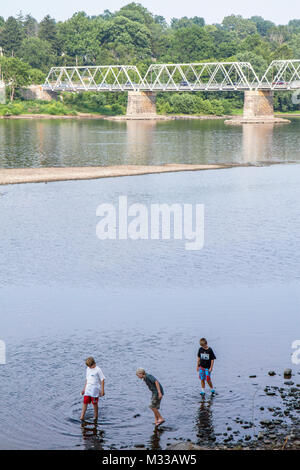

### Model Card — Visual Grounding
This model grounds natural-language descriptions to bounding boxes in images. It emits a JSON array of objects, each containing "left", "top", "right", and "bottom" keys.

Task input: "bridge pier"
[
  {"left": 225, "top": 90, "right": 290, "bottom": 124},
  {"left": 126, "top": 91, "right": 157, "bottom": 118}
]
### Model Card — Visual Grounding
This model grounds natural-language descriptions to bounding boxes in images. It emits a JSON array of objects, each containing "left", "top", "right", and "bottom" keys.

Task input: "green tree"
[
  {"left": 287, "top": 19, "right": 300, "bottom": 33},
  {"left": 115, "top": 3, "right": 154, "bottom": 26},
  {"left": 267, "top": 25, "right": 289, "bottom": 45},
  {"left": 38, "top": 15, "right": 60, "bottom": 53},
  {"left": 171, "top": 17, "right": 205, "bottom": 29},
  {"left": 250, "top": 16, "right": 275, "bottom": 36},
  {"left": 222, "top": 15, "right": 257, "bottom": 39},
  {"left": 0, "top": 56, "right": 31, "bottom": 100},
  {"left": 97, "top": 15, "right": 152, "bottom": 62},
  {"left": 57, "top": 12, "right": 101, "bottom": 63},
  {"left": 24, "top": 14, "right": 38, "bottom": 38},
  {"left": 18, "top": 37, "right": 55, "bottom": 72},
  {"left": 0, "top": 16, "right": 24, "bottom": 56},
  {"left": 288, "top": 34, "right": 300, "bottom": 59},
  {"left": 171, "top": 26, "right": 215, "bottom": 62}
]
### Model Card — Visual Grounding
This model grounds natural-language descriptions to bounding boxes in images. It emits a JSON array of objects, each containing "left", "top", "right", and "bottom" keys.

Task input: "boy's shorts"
[
  {"left": 149, "top": 394, "right": 162, "bottom": 410},
  {"left": 84, "top": 395, "right": 99, "bottom": 405},
  {"left": 199, "top": 367, "right": 211, "bottom": 382}
]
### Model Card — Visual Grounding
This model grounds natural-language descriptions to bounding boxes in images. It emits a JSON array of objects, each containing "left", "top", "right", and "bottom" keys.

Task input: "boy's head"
[
  {"left": 199, "top": 338, "right": 208, "bottom": 347},
  {"left": 136, "top": 368, "right": 146, "bottom": 379},
  {"left": 85, "top": 356, "right": 96, "bottom": 368}
]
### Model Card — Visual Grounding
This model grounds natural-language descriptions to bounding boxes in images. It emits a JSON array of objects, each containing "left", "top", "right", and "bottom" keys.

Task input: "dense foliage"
[{"left": 0, "top": 4, "right": 300, "bottom": 113}]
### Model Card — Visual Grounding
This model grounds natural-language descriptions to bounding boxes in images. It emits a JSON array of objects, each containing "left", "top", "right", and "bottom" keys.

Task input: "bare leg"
[
  {"left": 207, "top": 378, "right": 213, "bottom": 389},
  {"left": 151, "top": 408, "right": 165, "bottom": 425},
  {"left": 93, "top": 402, "right": 99, "bottom": 420},
  {"left": 200, "top": 379, "right": 205, "bottom": 388},
  {"left": 80, "top": 403, "right": 88, "bottom": 421}
]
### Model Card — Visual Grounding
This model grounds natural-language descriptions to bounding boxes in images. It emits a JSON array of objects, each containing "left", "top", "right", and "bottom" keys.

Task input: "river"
[{"left": 0, "top": 118, "right": 299, "bottom": 449}]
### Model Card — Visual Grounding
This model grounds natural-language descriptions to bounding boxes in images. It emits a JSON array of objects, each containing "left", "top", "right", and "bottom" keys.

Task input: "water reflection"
[
  {"left": 195, "top": 396, "right": 216, "bottom": 446},
  {"left": 81, "top": 421, "right": 105, "bottom": 450},
  {"left": 149, "top": 426, "right": 164, "bottom": 450},
  {"left": 126, "top": 120, "right": 156, "bottom": 165},
  {"left": 242, "top": 123, "right": 274, "bottom": 163},
  {"left": 1, "top": 118, "right": 299, "bottom": 168}
]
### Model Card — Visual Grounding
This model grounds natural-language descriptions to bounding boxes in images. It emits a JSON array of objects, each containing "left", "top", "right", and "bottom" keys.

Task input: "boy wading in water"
[
  {"left": 136, "top": 368, "right": 165, "bottom": 426},
  {"left": 81, "top": 357, "right": 105, "bottom": 421},
  {"left": 197, "top": 338, "right": 216, "bottom": 396}
]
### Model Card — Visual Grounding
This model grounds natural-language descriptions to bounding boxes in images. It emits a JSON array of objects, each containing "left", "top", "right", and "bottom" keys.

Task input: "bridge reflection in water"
[
  {"left": 126, "top": 120, "right": 276, "bottom": 165},
  {"left": 242, "top": 123, "right": 274, "bottom": 163}
]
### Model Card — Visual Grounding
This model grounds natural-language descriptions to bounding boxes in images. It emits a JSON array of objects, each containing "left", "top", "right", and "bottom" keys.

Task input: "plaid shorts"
[{"left": 149, "top": 394, "right": 162, "bottom": 409}]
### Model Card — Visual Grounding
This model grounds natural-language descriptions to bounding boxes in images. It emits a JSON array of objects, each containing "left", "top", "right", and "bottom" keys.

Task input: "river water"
[
  {"left": 0, "top": 118, "right": 299, "bottom": 449},
  {"left": 1, "top": 118, "right": 300, "bottom": 168}
]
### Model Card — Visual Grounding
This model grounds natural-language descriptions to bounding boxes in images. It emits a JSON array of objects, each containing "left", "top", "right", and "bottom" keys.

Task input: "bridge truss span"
[
  {"left": 43, "top": 60, "right": 300, "bottom": 93},
  {"left": 43, "top": 65, "right": 144, "bottom": 92},
  {"left": 258, "top": 60, "right": 300, "bottom": 90},
  {"left": 141, "top": 62, "right": 260, "bottom": 91}
]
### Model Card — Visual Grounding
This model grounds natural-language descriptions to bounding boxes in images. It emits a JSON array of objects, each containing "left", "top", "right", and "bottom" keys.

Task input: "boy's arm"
[
  {"left": 98, "top": 368, "right": 105, "bottom": 396},
  {"left": 81, "top": 380, "right": 87, "bottom": 395},
  {"left": 155, "top": 381, "right": 162, "bottom": 399},
  {"left": 209, "top": 359, "right": 214, "bottom": 372},
  {"left": 197, "top": 357, "right": 200, "bottom": 371},
  {"left": 100, "top": 379, "right": 105, "bottom": 396}
]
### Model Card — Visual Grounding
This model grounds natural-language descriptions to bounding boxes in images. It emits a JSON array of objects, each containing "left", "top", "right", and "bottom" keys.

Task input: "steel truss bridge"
[{"left": 43, "top": 60, "right": 300, "bottom": 93}]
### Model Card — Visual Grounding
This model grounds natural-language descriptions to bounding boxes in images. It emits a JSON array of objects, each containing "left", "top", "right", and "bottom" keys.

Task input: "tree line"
[{"left": 0, "top": 3, "right": 299, "bottom": 113}]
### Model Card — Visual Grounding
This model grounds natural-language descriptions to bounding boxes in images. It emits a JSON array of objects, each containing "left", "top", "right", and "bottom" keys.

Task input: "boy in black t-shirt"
[{"left": 197, "top": 338, "right": 216, "bottom": 396}]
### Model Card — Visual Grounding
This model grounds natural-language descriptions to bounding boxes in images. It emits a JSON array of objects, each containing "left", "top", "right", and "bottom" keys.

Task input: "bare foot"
[{"left": 156, "top": 419, "right": 165, "bottom": 427}]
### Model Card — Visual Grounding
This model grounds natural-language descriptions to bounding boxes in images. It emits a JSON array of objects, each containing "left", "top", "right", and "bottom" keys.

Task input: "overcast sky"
[{"left": 1, "top": 0, "right": 299, "bottom": 24}]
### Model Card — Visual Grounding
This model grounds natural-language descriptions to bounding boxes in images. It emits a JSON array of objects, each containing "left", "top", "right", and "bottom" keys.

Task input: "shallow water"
[
  {"left": 0, "top": 162, "right": 299, "bottom": 449},
  {"left": 1, "top": 118, "right": 300, "bottom": 168}
]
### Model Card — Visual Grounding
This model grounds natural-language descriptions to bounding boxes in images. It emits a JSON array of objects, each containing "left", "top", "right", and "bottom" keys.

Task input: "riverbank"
[
  {"left": 107, "top": 114, "right": 232, "bottom": 121},
  {"left": 0, "top": 112, "right": 232, "bottom": 121},
  {"left": 1, "top": 112, "right": 299, "bottom": 121},
  {"left": 0, "top": 112, "right": 107, "bottom": 120},
  {"left": 0, "top": 162, "right": 283, "bottom": 186}
]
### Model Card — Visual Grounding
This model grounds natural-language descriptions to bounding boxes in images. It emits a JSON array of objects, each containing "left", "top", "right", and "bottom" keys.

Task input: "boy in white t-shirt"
[{"left": 80, "top": 356, "right": 105, "bottom": 421}]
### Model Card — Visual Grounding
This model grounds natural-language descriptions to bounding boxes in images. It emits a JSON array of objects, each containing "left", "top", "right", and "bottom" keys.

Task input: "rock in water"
[
  {"left": 284, "top": 369, "right": 292, "bottom": 378},
  {"left": 268, "top": 371, "right": 276, "bottom": 376}
]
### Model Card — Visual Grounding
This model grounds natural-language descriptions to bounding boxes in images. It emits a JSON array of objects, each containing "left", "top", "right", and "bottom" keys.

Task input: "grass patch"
[{"left": 0, "top": 100, "right": 77, "bottom": 116}]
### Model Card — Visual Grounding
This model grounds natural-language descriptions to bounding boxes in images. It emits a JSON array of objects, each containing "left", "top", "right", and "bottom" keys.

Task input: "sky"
[{"left": 0, "top": 0, "right": 299, "bottom": 24}]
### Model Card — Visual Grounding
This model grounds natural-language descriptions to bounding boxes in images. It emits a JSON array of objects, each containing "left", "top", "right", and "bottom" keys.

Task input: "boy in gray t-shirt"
[{"left": 136, "top": 368, "right": 165, "bottom": 426}]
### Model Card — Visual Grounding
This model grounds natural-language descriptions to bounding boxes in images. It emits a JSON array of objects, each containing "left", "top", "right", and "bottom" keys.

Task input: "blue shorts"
[{"left": 199, "top": 367, "right": 211, "bottom": 382}]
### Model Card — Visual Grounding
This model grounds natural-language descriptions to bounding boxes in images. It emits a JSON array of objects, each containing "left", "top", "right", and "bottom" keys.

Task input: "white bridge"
[{"left": 43, "top": 61, "right": 300, "bottom": 92}]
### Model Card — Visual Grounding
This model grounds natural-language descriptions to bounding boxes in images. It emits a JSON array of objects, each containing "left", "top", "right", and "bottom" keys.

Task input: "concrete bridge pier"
[
  {"left": 225, "top": 90, "right": 290, "bottom": 124},
  {"left": 126, "top": 91, "right": 157, "bottom": 119}
]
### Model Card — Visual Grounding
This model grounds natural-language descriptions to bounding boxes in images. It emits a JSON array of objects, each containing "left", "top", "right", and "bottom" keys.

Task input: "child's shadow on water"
[{"left": 81, "top": 421, "right": 106, "bottom": 450}]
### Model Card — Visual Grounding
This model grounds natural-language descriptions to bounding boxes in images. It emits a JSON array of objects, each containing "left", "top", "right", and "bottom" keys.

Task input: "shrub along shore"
[{"left": 0, "top": 96, "right": 299, "bottom": 119}]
